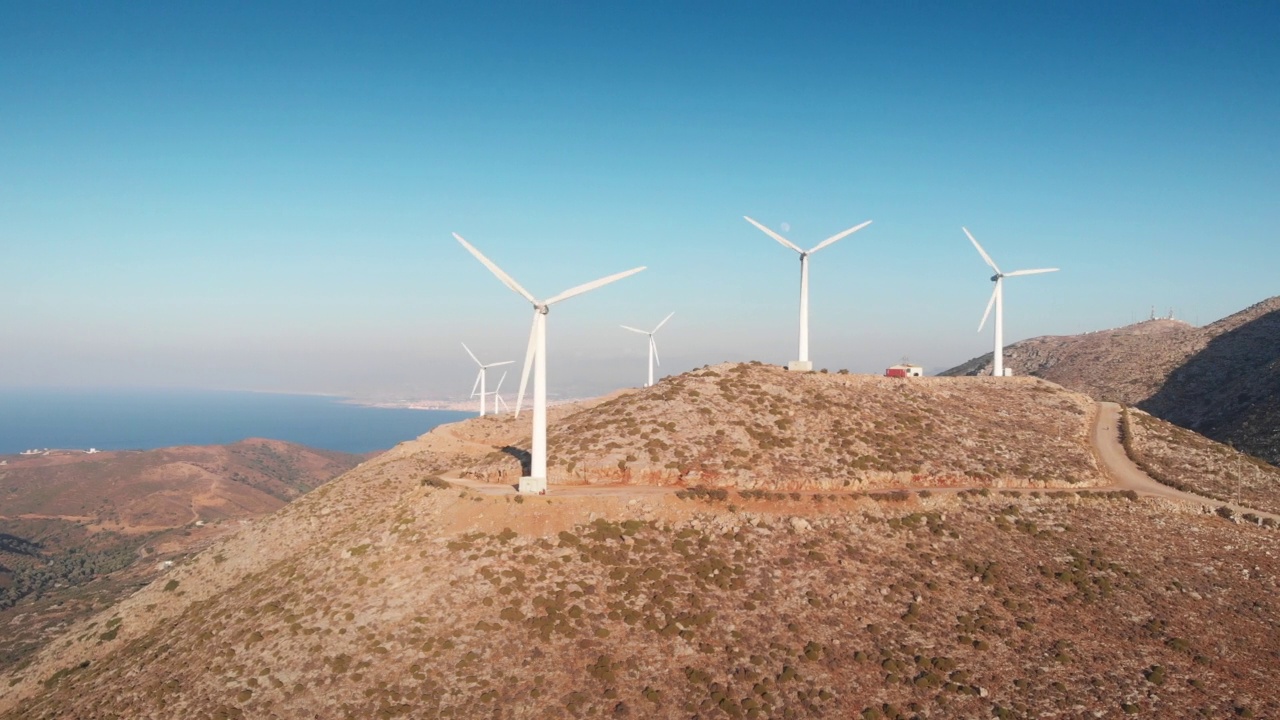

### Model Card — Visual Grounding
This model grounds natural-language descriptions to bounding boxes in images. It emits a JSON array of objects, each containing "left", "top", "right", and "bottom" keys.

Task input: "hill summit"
[
  {"left": 416, "top": 362, "right": 1104, "bottom": 490},
  {"left": 943, "top": 296, "right": 1280, "bottom": 464}
]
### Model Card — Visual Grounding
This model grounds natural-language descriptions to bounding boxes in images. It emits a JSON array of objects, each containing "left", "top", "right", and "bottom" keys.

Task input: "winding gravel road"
[
  {"left": 1090, "top": 401, "right": 1280, "bottom": 522},
  {"left": 443, "top": 401, "right": 1280, "bottom": 523}
]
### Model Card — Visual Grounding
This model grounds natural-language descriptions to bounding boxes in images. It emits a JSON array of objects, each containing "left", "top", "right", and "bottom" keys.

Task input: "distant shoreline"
[{"left": 344, "top": 397, "right": 586, "bottom": 412}]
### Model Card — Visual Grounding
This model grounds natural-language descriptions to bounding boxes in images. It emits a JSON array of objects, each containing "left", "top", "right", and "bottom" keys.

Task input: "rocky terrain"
[
  {"left": 455, "top": 362, "right": 1103, "bottom": 490},
  {"left": 1, "top": 368, "right": 1277, "bottom": 719},
  {"left": 0, "top": 439, "right": 363, "bottom": 670},
  {"left": 1121, "top": 409, "right": 1280, "bottom": 517},
  {"left": 944, "top": 296, "right": 1280, "bottom": 465}
]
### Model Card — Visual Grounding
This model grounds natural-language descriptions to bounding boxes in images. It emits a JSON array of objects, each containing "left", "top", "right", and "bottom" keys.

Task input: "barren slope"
[
  {"left": 0, "top": 440, "right": 362, "bottom": 670},
  {"left": 3, "top": 459, "right": 1276, "bottom": 719},
  {"left": 1121, "top": 409, "right": 1280, "bottom": 517},
  {"left": 458, "top": 362, "right": 1103, "bottom": 490},
  {"left": 943, "top": 297, "right": 1280, "bottom": 464}
]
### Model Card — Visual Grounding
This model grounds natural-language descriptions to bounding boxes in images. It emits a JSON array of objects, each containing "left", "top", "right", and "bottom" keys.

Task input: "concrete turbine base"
[
  {"left": 787, "top": 360, "right": 814, "bottom": 372},
  {"left": 519, "top": 476, "right": 548, "bottom": 494}
]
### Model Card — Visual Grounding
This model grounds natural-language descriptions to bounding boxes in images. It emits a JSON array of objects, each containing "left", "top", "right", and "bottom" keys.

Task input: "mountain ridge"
[{"left": 942, "top": 296, "right": 1280, "bottom": 464}]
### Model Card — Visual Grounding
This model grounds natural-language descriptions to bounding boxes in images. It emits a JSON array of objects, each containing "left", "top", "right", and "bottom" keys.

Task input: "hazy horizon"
[{"left": 4, "top": 3, "right": 1277, "bottom": 400}]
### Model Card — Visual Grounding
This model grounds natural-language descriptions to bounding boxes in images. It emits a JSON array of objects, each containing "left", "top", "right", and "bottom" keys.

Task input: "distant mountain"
[
  {"left": 942, "top": 297, "right": 1280, "bottom": 464},
  {"left": 0, "top": 439, "right": 363, "bottom": 668},
  {"left": 0, "top": 438, "right": 363, "bottom": 531}
]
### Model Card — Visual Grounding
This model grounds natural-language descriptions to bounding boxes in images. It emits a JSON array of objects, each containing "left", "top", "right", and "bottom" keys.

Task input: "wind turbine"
[
  {"left": 454, "top": 233, "right": 645, "bottom": 493},
  {"left": 744, "top": 216, "right": 872, "bottom": 371},
  {"left": 480, "top": 370, "right": 512, "bottom": 414},
  {"left": 462, "top": 342, "right": 513, "bottom": 417},
  {"left": 963, "top": 227, "right": 1059, "bottom": 377},
  {"left": 621, "top": 312, "right": 674, "bottom": 387}
]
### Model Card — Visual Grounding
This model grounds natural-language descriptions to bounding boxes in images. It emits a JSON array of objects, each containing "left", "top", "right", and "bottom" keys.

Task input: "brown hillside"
[
  {"left": 0, "top": 440, "right": 362, "bottom": 670},
  {"left": 450, "top": 362, "right": 1103, "bottom": 490},
  {"left": 0, "top": 439, "right": 362, "bottom": 532},
  {"left": 1121, "top": 409, "right": 1280, "bottom": 517},
  {"left": 2, "top": 433, "right": 1276, "bottom": 719},
  {"left": 943, "top": 296, "right": 1280, "bottom": 464}
]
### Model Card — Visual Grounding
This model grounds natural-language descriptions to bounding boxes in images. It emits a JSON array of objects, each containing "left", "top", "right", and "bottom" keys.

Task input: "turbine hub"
[
  {"left": 991, "top": 274, "right": 1001, "bottom": 282},
  {"left": 536, "top": 304, "right": 549, "bottom": 314}
]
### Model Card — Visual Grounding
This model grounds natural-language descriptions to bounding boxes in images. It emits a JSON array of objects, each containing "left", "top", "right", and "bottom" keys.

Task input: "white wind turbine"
[
  {"left": 620, "top": 312, "right": 674, "bottom": 387},
  {"left": 964, "top": 227, "right": 1059, "bottom": 377},
  {"left": 454, "top": 233, "right": 645, "bottom": 493},
  {"left": 744, "top": 216, "right": 872, "bottom": 371},
  {"left": 462, "top": 342, "right": 513, "bottom": 417},
  {"left": 481, "top": 371, "right": 512, "bottom": 414}
]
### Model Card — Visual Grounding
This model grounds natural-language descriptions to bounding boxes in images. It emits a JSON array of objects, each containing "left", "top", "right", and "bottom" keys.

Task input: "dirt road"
[
  {"left": 439, "top": 401, "right": 1280, "bottom": 522},
  {"left": 1091, "top": 402, "right": 1280, "bottom": 522}
]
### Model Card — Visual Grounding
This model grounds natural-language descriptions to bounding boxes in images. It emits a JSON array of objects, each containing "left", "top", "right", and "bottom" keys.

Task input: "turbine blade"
[
  {"left": 453, "top": 233, "right": 538, "bottom": 305},
  {"left": 651, "top": 336, "right": 661, "bottom": 367},
  {"left": 962, "top": 227, "right": 1002, "bottom": 275},
  {"left": 494, "top": 370, "right": 507, "bottom": 393},
  {"left": 652, "top": 311, "right": 675, "bottom": 333},
  {"left": 807, "top": 220, "right": 872, "bottom": 254},
  {"left": 470, "top": 371, "right": 481, "bottom": 398},
  {"left": 744, "top": 216, "right": 803, "bottom": 253},
  {"left": 1004, "top": 268, "right": 1060, "bottom": 277},
  {"left": 515, "top": 312, "right": 538, "bottom": 417},
  {"left": 461, "top": 341, "right": 481, "bottom": 366},
  {"left": 484, "top": 360, "right": 515, "bottom": 368},
  {"left": 978, "top": 282, "right": 998, "bottom": 332},
  {"left": 620, "top": 325, "right": 649, "bottom": 335},
  {"left": 544, "top": 266, "right": 646, "bottom": 305}
]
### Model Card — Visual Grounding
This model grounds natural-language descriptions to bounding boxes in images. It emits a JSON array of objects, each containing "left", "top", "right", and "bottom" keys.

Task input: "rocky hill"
[
  {"left": 2, "top": 368, "right": 1278, "bottom": 719},
  {"left": 446, "top": 362, "right": 1104, "bottom": 490},
  {"left": 0, "top": 439, "right": 363, "bottom": 669},
  {"left": 943, "top": 297, "right": 1280, "bottom": 464}
]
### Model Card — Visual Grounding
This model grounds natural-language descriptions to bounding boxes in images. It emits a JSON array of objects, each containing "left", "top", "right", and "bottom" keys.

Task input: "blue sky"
[{"left": 3, "top": 2, "right": 1277, "bottom": 399}]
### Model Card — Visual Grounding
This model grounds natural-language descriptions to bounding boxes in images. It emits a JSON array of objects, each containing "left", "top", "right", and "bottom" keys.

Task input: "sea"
[{"left": 0, "top": 389, "right": 473, "bottom": 455}]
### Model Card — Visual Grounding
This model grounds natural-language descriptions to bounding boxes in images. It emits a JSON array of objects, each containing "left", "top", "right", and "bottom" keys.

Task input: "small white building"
[{"left": 885, "top": 364, "right": 924, "bottom": 378}]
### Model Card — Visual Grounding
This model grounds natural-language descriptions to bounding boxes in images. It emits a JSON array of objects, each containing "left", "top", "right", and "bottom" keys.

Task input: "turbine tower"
[
  {"left": 621, "top": 312, "right": 674, "bottom": 387},
  {"left": 963, "top": 227, "right": 1059, "bottom": 377},
  {"left": 744, "top": 216, "right": 872, "bottom": 371},
  {"left": 462, "top": 342, "right": 513, "bottom": 417},
  {"left": 454, "top": 233, "right": 645, "bottom": 493}
]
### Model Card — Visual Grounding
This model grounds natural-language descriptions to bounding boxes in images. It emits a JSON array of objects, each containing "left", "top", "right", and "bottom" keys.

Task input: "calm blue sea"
[{"left": 0, "top": 389, "right": 472, "bottom": 455}]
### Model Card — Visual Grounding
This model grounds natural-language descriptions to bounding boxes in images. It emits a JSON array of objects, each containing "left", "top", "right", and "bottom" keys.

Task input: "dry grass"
[
  {"left": 460, "top": 363, "right": 1102, "bottom": 490},
  {"left": 3, "top": 472, "right": 1276, "bottom": 719},
  {"left": 1122, "top": 410, "right": 1280, "bottom": 517},
  {"left": 4, "top": 370, "right": 1277, "bottom": 720}
]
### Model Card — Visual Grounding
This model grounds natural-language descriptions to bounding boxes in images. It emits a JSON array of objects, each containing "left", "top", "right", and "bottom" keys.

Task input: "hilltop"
[
  {"left": 943, "top": 297, "right": 1280, "bottom": 464},
  {"left": 444, "top": 362, "right": 1104, "bottom": 490},
  {"left": 3, "top": 366, "right": 1278, "bottom": 719},
  {"left": 0, "top": 439, "right": 363, "bottom": 669}
]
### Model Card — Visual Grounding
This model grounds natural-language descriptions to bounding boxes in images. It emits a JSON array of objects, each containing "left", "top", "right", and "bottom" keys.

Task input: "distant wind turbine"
[
  {"left": 964, "top": 227, "right": 1059, "bottom": 377},
  {"left": 744, "top": 216, "right": 872, "bottom": 371},
  {"left": 481, "top": 371, "right": 512, "bottom": 414},
  {"left": 454, "top": 233, "right": 645, "bottom": 493},
  {"left": 462, "top": 342, "right": 513, "bottom": 417},
  {"left": 621, "top": 312, "right": 674, "bottom": 387}
]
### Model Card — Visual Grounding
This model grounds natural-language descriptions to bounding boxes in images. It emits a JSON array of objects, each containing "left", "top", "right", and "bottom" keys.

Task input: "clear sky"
[{"left": 3, "top": 2, "right": 1278, "bottom": 400}]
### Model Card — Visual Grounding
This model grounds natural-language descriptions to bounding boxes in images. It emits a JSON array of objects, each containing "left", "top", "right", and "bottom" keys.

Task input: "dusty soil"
[{"left": 3, "top": 376, "right": 1278, "bottom": 719}]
